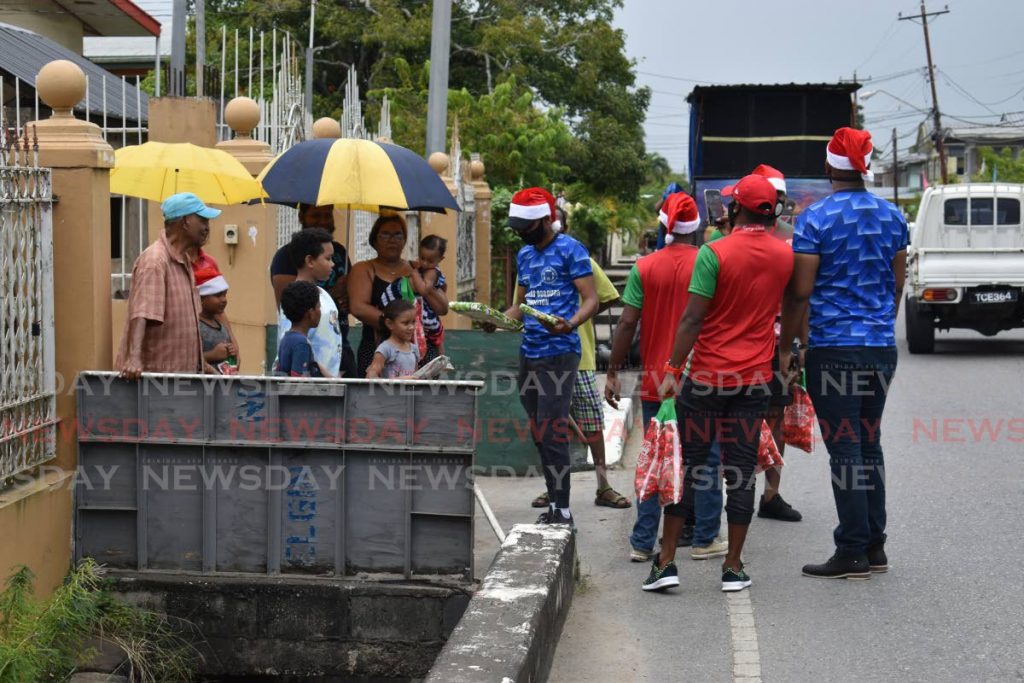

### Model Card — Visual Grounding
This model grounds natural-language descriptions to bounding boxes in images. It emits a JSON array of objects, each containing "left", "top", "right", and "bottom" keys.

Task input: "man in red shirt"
[
  {"left": 606, "top": 193, "right": 726, "bottom": 562},
  {"left": 642, "top": 174, "right": 795, "bottom": 594}
]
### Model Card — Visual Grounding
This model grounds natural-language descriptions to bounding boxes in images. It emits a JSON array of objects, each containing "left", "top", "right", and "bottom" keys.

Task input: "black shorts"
[{"left": 768, "top": 351, "right": 793, "bottom": 408}]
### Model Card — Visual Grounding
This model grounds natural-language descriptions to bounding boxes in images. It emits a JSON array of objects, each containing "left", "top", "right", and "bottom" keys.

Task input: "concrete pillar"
[
  {"left": 145, "top": 97, "right": 219, "bottom": 242},
  {"left": 422, "top": 152, "right": 467, "bottom": 330},
  {"left": 212, "top": 97, "right": 279, "bottom": 374},
  {"left": 470, "top": 157, "right": 492, "bottom": 307},
  {"left": 0, "top": 59, "right": 115, "bottom": 594},
  {"left": 33, "top": 60, "right": 115, "bottom": 468},
  {"left": 309, "top": 117, "right": 350, "bottom": 256}
]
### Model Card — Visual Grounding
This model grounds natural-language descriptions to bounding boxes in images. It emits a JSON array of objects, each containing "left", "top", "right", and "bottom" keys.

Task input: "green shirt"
[
  {"left": 621, "top": 265, "right": 643, "bottom": 308},
  {"left": 578, "top": 259, "right": 619, "bottom": 371},
  {"left": 688, "top": 245, "right": 720, "bottom": 299}
]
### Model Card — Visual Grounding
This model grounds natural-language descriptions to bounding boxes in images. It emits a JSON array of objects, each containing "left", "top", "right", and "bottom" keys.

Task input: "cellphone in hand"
[{"left": 704, "top": 189, "right": 725, "bottom": 224}]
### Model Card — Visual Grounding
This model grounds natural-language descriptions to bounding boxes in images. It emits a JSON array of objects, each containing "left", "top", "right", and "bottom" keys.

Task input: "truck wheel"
[{"left": 905, "top": 296, "right": 935, "bottom": 354}]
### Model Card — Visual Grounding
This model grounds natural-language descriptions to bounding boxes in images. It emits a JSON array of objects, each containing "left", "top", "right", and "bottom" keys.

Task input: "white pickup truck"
[{"left": 905, "top": 183, "right": 1024, "bottom": 353}]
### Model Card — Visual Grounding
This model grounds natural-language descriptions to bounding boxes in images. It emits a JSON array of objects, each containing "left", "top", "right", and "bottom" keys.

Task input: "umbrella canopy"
[
  {"left": 257, "top": 138, "right": 460, "bottom": 213},
  {"left": 110, "top": 141, "right": 266, "bottom": 204}
]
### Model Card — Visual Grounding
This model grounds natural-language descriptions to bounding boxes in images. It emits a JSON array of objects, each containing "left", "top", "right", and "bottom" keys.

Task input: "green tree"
[{"left": 971, "top": 146, "right": 1024, "bottom": 183}]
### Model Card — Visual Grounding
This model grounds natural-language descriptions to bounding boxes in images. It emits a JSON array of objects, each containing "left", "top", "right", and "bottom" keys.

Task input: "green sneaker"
[
  {"left": 641, "top": 559, "right": 680, "bottom": 592},
  {"left": 721, "top": 564, "right": 752, "bottom": 592}
]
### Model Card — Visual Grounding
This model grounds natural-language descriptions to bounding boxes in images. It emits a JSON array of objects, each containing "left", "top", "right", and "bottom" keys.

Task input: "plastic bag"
[
  {"left": 756, "top": 420, "right": 784, "bottom": 473},
  {"left": 783, "top": 384, "right": 816, "bottom": 453},
  {"left": 634, "top": 400, "right": 682, "bottom": 505},
  {"left": 413, "top": 298, "right": 428, "bottom": 359}
]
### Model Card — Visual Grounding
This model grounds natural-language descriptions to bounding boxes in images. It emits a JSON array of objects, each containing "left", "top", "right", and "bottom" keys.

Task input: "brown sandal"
[
  {"left": 531, "top": 491, "right": 550, "bottom": 508},
  {"left": 595, "top": 486, "right": 631, "bottom": 509}
]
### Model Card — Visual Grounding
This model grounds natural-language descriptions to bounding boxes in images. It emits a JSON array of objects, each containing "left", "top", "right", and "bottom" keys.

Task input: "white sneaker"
[
  {"left": 690, "top": 537, "right": 729, "bottom": 560},
  {"left": 630, "top": 547, "right": 654, "bottom": 562}
]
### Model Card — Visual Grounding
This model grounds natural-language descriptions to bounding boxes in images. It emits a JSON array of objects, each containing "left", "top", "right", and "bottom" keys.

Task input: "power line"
[
  {"left": 637, "top": 71, "right": 719, "bottom": 85},
  {"left": 899, "top": 1, "right": 950, "bottom": 183},
  {"left": 939, "top": 69, "right": 1024, "bottom": 109}
]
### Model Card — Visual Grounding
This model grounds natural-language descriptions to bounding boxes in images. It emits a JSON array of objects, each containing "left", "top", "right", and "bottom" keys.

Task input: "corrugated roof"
[
  {"left": 0, "top": 22, "right": 147, "bottom": 123},
  {"left": 947, "top": 125, "right": 1024, "bottom": 143},
  {"left": 687, "top": 82, "right": 860, "bottom": 103}
]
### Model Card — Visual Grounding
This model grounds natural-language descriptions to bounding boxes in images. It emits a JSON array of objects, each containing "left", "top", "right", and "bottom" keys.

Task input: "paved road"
[{"left": 476, "top": 322, "right": 1024, "bottom": 682}]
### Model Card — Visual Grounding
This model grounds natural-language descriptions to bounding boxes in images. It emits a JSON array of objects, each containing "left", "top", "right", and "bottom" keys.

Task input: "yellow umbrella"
[{"left": 110, "top": 141, "right": 266, "bottom": 204}]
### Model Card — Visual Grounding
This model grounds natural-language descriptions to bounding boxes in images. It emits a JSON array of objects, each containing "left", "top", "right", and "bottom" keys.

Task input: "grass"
[{"left": 0, "top": 561, "right": 201, "bottom": 683}]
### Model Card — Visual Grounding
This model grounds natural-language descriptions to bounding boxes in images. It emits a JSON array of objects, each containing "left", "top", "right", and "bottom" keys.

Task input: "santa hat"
[
  {"left": 826, "top": 127, "right": 874, "bottom": 181},
  {"left": 509, "top": 187, "right": 561, "bottom": 231},
  {"left": 659, "top": 192, "right": 701, "bottom": 244},
  {"left": 752, "top": 164, "right": 786, "bottom": 193},
  {"left": 193, "top": 250, "right": 229, "bottom": 296}
]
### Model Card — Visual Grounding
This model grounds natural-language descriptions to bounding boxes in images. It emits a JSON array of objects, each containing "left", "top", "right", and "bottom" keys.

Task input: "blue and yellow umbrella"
[{"left": 257, "top": 138, "right": 460, "bottom": 213}]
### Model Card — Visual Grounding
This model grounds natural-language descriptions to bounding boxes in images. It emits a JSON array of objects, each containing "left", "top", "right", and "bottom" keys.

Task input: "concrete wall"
[
  {"left": 107, "top": 572, "right": 471, "bottom": 679},
  {"left": 0, "top": 68, "right": 115, "bottom": 595}
]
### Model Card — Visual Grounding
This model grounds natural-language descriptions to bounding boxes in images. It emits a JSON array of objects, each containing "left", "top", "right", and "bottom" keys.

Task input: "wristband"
[{"left": 663, "top": 361, "right": 684, "bottom": 380}]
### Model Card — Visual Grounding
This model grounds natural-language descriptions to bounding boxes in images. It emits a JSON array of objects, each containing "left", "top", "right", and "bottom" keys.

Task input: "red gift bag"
[
  {"left": 756, "top": 420, "right": 784, "bottom": 473},
  {"left": 783, "top": 384, "right": 816, "bottom": 453},
  {"left": 634, "top": 400, "right": 681, "bottom": 504}
]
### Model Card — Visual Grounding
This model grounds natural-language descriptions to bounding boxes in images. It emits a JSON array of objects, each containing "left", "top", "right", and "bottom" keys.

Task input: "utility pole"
[
  {"left": 900, "top": 2, "right": 950, "bottom": 184},
  {"left": 425, "top": 0, "right": 452, "bottom": 156},
  {"left": 892, "top": 127, "right": 899, "bottom": 206},
  {"left": 195, "top": 0, "right": 205, "bottom": 97},
  {"left": 305, "top": 0, "right": 316, "bottom": 125},
  {"left": 170, "top": 0, "right": 187, "bottom": 96}
]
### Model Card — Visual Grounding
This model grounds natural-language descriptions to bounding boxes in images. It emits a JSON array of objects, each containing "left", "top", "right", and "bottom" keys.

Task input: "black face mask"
[{"left": 518, "top": 222, "right": 546, "bottom": 245}]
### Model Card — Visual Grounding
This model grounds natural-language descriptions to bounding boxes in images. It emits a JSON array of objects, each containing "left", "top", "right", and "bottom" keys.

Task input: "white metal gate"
[{"left": 0, "top": 129, "right": 56, "bottom": 483}]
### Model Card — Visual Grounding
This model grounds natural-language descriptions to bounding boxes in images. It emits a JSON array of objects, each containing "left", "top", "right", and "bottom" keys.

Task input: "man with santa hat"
[
  {"left": 645, "top": 175, "right": 795, "bottom": 593},
  {"left": 709, "top": 163, "right": 805, "bottom": 524},
  {"left": 780, "top": 127, "right": 908, "bottom": 580},
  {"left": 605, "top": 192, "right": 728, "bottom": 563},
  {"left": 486, "top": 187, "right": 599, "bottom": 529}
]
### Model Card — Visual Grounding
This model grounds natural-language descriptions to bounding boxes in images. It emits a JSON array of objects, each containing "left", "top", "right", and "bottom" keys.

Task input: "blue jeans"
[
  {"left": 630, "top": 400, "right": 723, "bottom": 552},
  {"left": 805, "top": 347, "right": 897, "bottom": 558}
]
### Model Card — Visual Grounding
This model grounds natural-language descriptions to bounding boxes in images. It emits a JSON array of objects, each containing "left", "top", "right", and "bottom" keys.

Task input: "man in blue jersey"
[
  {"left": 780, "top": 127, "right": 908, "bottom": 580},
  {"left": 487, "top": 187, "right": 598, "bottom": 528}
]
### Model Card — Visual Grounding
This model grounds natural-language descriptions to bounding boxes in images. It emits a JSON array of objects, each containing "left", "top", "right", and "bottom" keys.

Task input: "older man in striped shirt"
[{"left": 117, "top": 193, "right": 220, "bottom": 379}]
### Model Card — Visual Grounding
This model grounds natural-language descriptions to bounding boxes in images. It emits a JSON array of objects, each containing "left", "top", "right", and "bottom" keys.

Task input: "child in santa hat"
[{"left": 194, "top": 251, "right": 240, "bottom": 375}]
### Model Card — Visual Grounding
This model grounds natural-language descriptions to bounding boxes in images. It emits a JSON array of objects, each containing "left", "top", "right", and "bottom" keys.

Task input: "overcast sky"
[{"left": 614, "top": 0, "right": 1024, "bottom": 173}]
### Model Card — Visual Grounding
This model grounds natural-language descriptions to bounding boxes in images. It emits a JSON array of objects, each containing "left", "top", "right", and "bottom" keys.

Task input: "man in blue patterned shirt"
[
  {"left": 780, "top": 127, "right": 908, "bottom": 580},
  {"left": 488, "top": 187, "right": 598, "bottom": 528}
]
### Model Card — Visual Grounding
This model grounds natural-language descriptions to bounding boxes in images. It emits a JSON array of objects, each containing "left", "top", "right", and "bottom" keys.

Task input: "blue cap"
[{"left": 161, "top": 192, "right": 222, "bottom": 221}]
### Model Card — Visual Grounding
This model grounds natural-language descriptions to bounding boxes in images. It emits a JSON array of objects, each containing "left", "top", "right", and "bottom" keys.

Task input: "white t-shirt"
[{"left": 278, "top": 285, "right": 342, "bottom": 377}]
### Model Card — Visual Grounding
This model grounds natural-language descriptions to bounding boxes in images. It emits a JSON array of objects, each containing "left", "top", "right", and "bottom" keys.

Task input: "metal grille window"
[{"left": 0, "top": 132, "right": 56, "bottom": 483}]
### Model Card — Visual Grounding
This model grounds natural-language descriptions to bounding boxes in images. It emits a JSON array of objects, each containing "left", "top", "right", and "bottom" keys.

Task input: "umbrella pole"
[{"left": 346, "top": 206, "right": 353, "bottom": 259}]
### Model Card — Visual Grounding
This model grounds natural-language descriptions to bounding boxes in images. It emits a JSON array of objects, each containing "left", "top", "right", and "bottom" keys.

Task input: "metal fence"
[
  {"left": 0, "top": 127, "right": 56, "bottom": 483},
  {"left": 75, "top": 372, "right": 480, "bottom": 578}
]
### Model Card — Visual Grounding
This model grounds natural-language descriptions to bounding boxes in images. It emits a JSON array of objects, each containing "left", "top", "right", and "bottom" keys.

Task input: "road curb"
[{"left": 425, "top": 524, "right": 577, "bottom": 683}]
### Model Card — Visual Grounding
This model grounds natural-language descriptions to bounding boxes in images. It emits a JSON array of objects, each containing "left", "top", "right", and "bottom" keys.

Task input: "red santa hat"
[
  {"left": 193, "top": 250, "right": 229, "bottom": 296},
  {"left": 752, "top": 164, "right": 787, "bottom": 193},
  {"left": 826, "top": 127, "right": 874, "bottom": 181},
  {"left": 659, "top": 192, "right": 701, "bottom": 244},
  {"left": 509, "top": 187, "right": 561, "bottom": 231}
]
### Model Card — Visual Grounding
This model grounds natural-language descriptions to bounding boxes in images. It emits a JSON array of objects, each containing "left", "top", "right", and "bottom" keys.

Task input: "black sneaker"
[
  {"left": 758, "top": 494, "right": 803, "bottom": 522},
  {"left": 548, "top": 510, "right": 576, "bottom": 530},
  {"left": 641, "top": 559, "right": 679, "bottom": 592},
  {"left": 536, "top": 510, "right": 554, "bottom": 524},
  {"left": 867, "top": 543, "right": 888, "bottom": 573},
  {"left": 802, "top": 554, "right": 871, "bottom": 579},
  {"left": 721, "top": 564, "right": 752, "bottom": 592}
]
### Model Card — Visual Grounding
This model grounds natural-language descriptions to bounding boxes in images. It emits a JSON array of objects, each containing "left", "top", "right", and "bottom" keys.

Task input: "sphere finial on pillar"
[
  {"left": 37, "top": 60, "right": 86, "bottom": 119},
  {"left": 470, "top": 158, "right": 485, "bottom": 181},
  {"left": 225, "top": 97, "right": 260, "bottom": 139},
  {"left": 312, "top": 117, "right": 342, "bottom": 139},
  {"left": 428, "top": 152, "right": 450, "bottom": 175}
]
